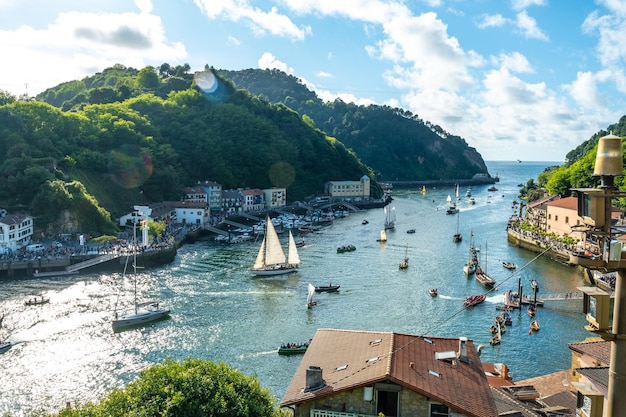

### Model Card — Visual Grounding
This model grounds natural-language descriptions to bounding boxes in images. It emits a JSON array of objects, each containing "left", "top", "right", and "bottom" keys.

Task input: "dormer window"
[
  {"left": 335, "top": 364, "right": 348, "bottom": 371},
  {"left": 366, "top": 357, "right": 379, "bottom": 364},
  {"left": 369, "top": 338, "right": 382, "bottom": 345}
]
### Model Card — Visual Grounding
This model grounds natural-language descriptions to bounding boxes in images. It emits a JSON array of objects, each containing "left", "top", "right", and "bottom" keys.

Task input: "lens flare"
[
  {"left": 194, "top": 70, "right": 228, "bottom": 103},
  {"left": 268, "top": 161, "right": 296, "bottom": 188},
  {"left": 107, "top": 144, "right": 153, "bottom": 189}
]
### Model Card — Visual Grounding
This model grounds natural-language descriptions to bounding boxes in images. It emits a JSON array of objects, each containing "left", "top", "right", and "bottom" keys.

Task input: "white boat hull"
[
  {"left": 112, "top": 308, "right": 170, "bottom": 330},
  {"left": 251, "top": 266, "right": 297, "bottom": 276}
]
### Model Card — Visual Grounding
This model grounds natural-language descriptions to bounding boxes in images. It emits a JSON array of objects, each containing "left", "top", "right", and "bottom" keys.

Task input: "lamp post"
[{"left": 570, "top": 133, "right": 626, "bottom": 416}]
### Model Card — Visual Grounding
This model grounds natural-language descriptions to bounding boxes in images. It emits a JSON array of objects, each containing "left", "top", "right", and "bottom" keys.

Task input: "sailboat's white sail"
[
  {"left": 252, "top": 216, "right": 298, "bottom": 275},
  {"left": 384, "top": 205, "right": 395, "bottom": 229},
  {"left": 287, "top": 231, "right": 301, "bottom": 266},
  {"left": 306, "top": 283, "right": 316, "bottom": 307},
  {"left": 447, "top": 195, "right": 452, "bottom": 203}
]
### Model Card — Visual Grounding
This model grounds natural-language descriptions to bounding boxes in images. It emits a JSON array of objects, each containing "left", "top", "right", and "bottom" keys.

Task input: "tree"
[
  {"left": 137, "top": 66, "right": 160, "bottom": 89},
  {"left": 56, "top": 358, "right": 286, "bottom": 417},
  {"left": 0, "top": 88, "right": 16, "bottom": 105}
]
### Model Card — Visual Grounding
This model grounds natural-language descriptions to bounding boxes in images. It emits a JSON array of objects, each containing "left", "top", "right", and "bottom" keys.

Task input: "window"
[
  {"left": 555, "top": 215, "right": 559, "bottom": 221},
  {"left": 430, "top": 403, "right": 449, "bottom": 417},
  {"left": 565, "top": 216, "right": 569, "bottom": 223}
]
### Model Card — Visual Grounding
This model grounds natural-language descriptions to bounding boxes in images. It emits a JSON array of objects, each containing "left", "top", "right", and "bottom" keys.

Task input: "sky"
[{"left": 1, "top": 0, "right": 625, "bottom": 162}]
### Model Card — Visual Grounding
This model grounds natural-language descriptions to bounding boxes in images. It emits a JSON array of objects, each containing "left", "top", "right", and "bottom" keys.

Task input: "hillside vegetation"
[{"left": 0, "top": 67, "right": 375, "bottom": 236}]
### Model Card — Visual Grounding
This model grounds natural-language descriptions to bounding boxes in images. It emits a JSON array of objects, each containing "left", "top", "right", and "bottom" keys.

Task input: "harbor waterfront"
[{"left": 0, "top": 161, "right": 592, "bottom": 416}]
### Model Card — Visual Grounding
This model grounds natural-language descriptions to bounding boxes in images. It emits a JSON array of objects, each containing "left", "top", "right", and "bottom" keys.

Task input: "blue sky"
[{"left": 1, "top": 0, "right": 625, "bottom": 162}]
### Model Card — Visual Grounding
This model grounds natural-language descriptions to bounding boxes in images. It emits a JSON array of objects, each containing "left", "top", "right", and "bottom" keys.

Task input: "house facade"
[
  {"left": 544, "top": 197, "right": 584, "bottom": 240},
  {"left": 199, "top": 180, "right": 222, "bottom": 212},
  {"left": 264, "top": 187, "right": 287, "bottom": 209},
  {"left": 568, "top": 339, "right": 611, "bottom": 417},
  {"left": 325, "top": 175, "right": 371, "bottom": 200},
  {"left": 0, "top": 213, "right": 34, "bottom": 253},
  {"left": 240, "top": 188, "right": 265, "bottom": 212},
  {"left": 281, "top": 328, "right": 497, "bottom": 417}
]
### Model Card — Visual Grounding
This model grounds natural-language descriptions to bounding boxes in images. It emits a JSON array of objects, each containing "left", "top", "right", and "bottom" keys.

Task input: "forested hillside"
[
  {"left": 0, "top": 67, "right": 374, "bottom": 236},
  {"left": 217, "top": 69, "right": 488, "bottom": 181},
  {"left": 540, "top": 115, "right": 626, "bottom": 201}
]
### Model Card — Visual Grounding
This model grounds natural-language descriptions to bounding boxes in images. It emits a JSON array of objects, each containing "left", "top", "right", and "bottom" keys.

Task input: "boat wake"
[{"left": 238, "top": 350, "right": 276, "bottom": 359}]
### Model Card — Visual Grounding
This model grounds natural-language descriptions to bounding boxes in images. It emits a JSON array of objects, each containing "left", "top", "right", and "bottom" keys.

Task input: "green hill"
[{"left": 1, "top": 68, "right": 375, "bottom": 236}]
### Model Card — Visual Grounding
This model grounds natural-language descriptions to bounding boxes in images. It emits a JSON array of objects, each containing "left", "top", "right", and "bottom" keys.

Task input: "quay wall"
[{"left": 506, "top": 227, "right": 571, "bottom": 264}]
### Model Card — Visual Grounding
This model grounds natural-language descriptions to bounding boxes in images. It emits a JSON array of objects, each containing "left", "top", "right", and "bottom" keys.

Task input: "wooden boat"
[
  {"left": 529, "top": 320, "right": 540, "bottom": 332},
  {"left": 463, "top": 294, "right": 486, "bottom": 307},
  {"left": 278, "top": 340, "right": 311, "bottom": 355},
  {"left": 376, "top": 229, "right": 387, "bottom": 242},
  {"left": 488, "top": 186, "right": 498, "bottom": 191},
  {"left": 463, "top": 231, "right": 478, "bottom": 275},
  {"left": 489, "top": 335, "right": 501, "bottom": 345},
  {"left": 475, "top": 243, "right": 496, "bottom": 288},
  {"left": 502, "top": 261, "right": 517, "bottom": 270},
  {"left": 24, "top": 296, "right": 50, "bottom": 306},
  {"left": 337, "top": 244, "right": 356, "bottom": 253},
  {"left": 527, "top": 305, "right": 537, "bottom": 317},
  {"left": 406, "top": 229, "right": 416, "bottom": 234},
  {"left": 252, "top": 216, "right": 301, "bottom": 276},
  {"left": 315, "top": 284, "right": 340, "bottom": 292},
  {"left": 452, "top": 212, "right": 462, "bottom": 243},
  {"left": 429, "top": 288, "right": 438, "bottom": 297},
  {"left": 399, "top": 244, "right": 409, "bottom": 269}
]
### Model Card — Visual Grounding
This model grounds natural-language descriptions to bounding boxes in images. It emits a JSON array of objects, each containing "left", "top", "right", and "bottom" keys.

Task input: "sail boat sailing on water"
[
  {"left": 112, "top": 209, "right": 170, "bottom": 331},
  {"left": 252, "top": 216, "right": 301, "bottom": 276},
  {"left": 384, "top": 205, "right": 395, "bottom": 230}
]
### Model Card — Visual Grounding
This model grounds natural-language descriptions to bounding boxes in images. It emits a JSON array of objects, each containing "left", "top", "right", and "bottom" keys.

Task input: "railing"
[{"left": 311, "top": 410, "right": 374, "bottom": 417}]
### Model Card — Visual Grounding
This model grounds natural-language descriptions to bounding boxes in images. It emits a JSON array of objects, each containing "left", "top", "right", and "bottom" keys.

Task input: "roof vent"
[
  {"left": 458, "top": 337, "right": 469, "bottom": 362},
  {"left": 304, "top": 366, "right": 325, "bottom": 392}
]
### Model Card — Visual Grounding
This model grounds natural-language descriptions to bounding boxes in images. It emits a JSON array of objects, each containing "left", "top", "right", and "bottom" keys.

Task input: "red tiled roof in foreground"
[{"left": 280, "top": 328, "right": 498, "bottom": 417}]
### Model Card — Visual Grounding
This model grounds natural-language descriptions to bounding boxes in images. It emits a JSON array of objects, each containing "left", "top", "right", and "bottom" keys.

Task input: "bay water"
[{"left": 0, "top": 161, "right": 591, "bottom": 416}]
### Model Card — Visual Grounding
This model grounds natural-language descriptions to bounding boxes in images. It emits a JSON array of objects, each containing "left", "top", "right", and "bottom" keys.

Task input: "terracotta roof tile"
[
  {"left": 568, "top": 340, "right": 611, "bottom": 365},
  {"left": 281, "top": 329, "right": 497, "bottom": 417}
]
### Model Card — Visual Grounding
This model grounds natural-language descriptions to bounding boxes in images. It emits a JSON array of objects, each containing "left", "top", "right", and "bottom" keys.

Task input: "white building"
[
  {"left": 324, "top": 175, "right": 371, "bottom": 199},
  {"left": 264, "top": 187, "right": 286, "bottom": 208},
  {"left": 0, "top": 213, "right": 34, "bottom": 253}
]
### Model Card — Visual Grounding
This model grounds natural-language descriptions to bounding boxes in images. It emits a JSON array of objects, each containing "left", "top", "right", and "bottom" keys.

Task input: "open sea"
[{"left": 0, "top": 160, "right": 591, "bottom": 416}]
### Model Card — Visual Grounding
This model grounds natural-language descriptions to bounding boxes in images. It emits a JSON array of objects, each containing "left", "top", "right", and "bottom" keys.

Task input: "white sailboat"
[
  {"left": 384, "top": 205, "right": 395, "bottom": 230},
  {"left": 306, "top": 283, "right": 316, "bottom": 308},
  {"left": 376, "top": 229, "right": 387, "bottom": 242},
  {"left": 453, "top": 211, "right": 462, "bottom": 243},
  {"left": 112, "top": 246, "right": 170, "bottom": 330},
  {"left": 252, "top": 216, "right": 300, "bottom": 276},
  {"left": 463, "top": 230, "right": 477, "bottom": 275}
]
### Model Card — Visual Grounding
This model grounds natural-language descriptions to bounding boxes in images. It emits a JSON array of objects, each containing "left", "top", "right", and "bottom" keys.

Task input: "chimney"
[
  {"left": 305, "top": 366, "right": 325, "bottom": 392},
  {"left": 458, "top": 337, "right": 468, "bottom": 359}
]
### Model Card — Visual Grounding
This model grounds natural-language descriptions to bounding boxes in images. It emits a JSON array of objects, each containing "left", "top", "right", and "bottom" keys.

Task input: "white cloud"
[
  {"left": 194, "top": 0, "right": 310, "bottom": 40},
  {"left": 316, "top": 71, "right": 333, "bottom": 78},
  {"left": 0, "top": 9, "right": 186, "bottom": 96},
  {"left": 257, "top": 52, "right": 294, "bottom": 74},
  {"left": 134, "top": 0, "right": 153, "bottom": 14},
  {"left": 477, "top": 13, "right": 508, "bottom": 29},
  {"left": 511, "top": 0, "right": 547, "bottom": 11},
  {"left": 515, "top": 10, "right": 548, "bottom": 40}
]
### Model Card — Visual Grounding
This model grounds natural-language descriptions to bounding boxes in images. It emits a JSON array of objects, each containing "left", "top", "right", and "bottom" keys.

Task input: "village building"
[
  {"left": 184, "top": 186, "right": 208, "bottom": 203},
  {"left": 325, "top": 175, "right": 371, "bottom": 200},
  {"left": 264, "top": 187, "right": 287, "bottom": 209},
  {"left": 0, "top": 213, "right": 34, "bottom": 253},
  {"left": 240, "top": 188, "right": 265, "bottom": 212},
  {"left": 280, "top": 328, "right": 497, "bottom": 417}
]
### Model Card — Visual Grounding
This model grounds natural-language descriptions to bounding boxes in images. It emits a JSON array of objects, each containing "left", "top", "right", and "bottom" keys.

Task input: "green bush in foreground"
[{"left": 54, "top": 358, "right": 290, "bottom": 417}]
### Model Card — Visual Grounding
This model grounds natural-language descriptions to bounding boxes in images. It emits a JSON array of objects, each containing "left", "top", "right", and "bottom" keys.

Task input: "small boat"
[
  {"left": 295, "top": 238, "right": 306, "bottom": 248},
  {"left": 24, "top": 296, "right": 50, "bottom": 306},
  {"left": 501, "top": 312, "right": 513, "bottom": 326},
  {"left": 362, "top": 219, "right": 369, "bottom": 225},
  {"left": 429, "top": 288, "right": 438, "bottom": 297},
  {"left": 337, "top": 244, "right": 356, "bottom": 253},
  {"left": 399, "top": 244, "right": 409, "bottom": 269},
  {"left": 468, "top": 197, "right": 475, "bottom": 205},
  {"left": 452, "top": 212, "right": 462, "bottom": 242},
  {"left": 406, "top": 229, "right": 416, "bottom": 234},
  {"left": 529, "top": 320, "right": 540, "bottom": 332},
  {"left": 502, "top": 261, "right": 517, "bottom": 270},
  {"left": 306, "top": 283, "right": 317, "bottom": 308},
  {"left": 489, "top": 335, "right": 501, "bottom": 345},
  {"left": 0, "top": 341, "right": 13, "bottom": 354},
  {"left": 278, "top": 340, "right": 311, "bottom": 355},
  {"left": 384, "top": 205, "right": 396, "bottom": 230},
  {"left": 527, "top": 305, "right": 537, "bottom": 317},
  {"left": 315, "top": 284, "right": 340, "bottom": 292},
  {"left": 488, "top": 186, "right": 498, "bottom": 191},
  {"left": 376, "top": 229, "right": 387, "bottom": 242},
  {"left": 463, "top": 294, "right": 486, "bottom": 307},
  {"left": 531, "top": 279, "right": 539, "bottom": 292}
]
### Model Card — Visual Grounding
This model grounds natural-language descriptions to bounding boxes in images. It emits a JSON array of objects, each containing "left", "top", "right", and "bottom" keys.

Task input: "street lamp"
[{"left": 570, "top": 133, "right": 626, "bottom": 417}]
